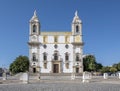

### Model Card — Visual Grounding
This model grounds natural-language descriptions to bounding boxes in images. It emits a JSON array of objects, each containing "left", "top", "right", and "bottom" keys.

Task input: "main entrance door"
[
  {"left": 53, "top": 64, "right": 59, "bottom": 73},
  {"left": 33, "top": 68, "right": 36, "bottom": 73}
]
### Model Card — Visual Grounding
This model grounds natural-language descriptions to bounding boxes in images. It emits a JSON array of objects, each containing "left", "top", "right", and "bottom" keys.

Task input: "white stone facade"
[{"left": 28, "top": 10, "right": 84, "bottom": 74}]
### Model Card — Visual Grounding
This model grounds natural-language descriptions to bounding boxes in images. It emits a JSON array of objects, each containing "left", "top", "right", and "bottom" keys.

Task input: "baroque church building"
[{"left": 28, "top": 10, "right": 84, "bottom": 74}]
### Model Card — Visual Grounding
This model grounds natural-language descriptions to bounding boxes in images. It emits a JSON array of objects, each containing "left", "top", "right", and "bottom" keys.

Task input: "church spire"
[
  {"left": 30, "top": 10, "right": 39, "bottom": 22},
  {"left": 33, "top": 10, "right": 37, "bottom": 17},
  {"left": 72, "top": 10, "right": 82, "bottom": 23},
  {"left": 75, "top": 10, "right": 78, "bottom": 16}
]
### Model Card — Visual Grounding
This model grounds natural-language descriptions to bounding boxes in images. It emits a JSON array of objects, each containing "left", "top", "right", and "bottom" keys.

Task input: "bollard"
[{"left": 103, "top": 73, "right": 108, "bottom": 79}]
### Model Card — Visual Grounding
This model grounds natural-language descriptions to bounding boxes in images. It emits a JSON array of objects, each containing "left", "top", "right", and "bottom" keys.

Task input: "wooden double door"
[{"left": 53, "top": 64, "right": 59, "bottom": 73}]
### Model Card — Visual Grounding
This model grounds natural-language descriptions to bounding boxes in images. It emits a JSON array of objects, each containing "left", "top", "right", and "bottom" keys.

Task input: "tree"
[
  {"left": 83, "top": 55, "right": 97, "bottom": 71},
  {"left": 112, "top": 62, "right": 120, "bottom": 71},
  {"left": 100, "top": 66, "right": 111, "bottom": 73},
  {"left": 83, "top": 55, "right": 103, "bottom": 72},
  {"left": 9, "top": 55, "right": 29, "bottom": 74},
  {"left": 96, "top": 63, "right": 103, "bottom": 72},
  {"left": 109, "top": 67, "right": 117, "bottom": 73}
]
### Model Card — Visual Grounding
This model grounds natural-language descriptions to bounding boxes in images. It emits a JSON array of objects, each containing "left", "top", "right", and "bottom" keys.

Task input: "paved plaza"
[
  {"left": 0, "top": 81, "right": 120, "bottom": 91},
  {"left": 0, "top": 76, "right": 120, "bottom": 91}
]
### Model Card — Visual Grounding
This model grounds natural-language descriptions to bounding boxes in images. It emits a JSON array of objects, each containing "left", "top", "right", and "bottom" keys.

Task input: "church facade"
[{"left": 28, "top": 11, "right": 84, "bottom": 74}]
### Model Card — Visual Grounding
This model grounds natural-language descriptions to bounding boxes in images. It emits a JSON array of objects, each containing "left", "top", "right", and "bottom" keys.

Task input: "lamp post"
[{"left": 38, "top": 67, "right": 41, "bottom": 80}]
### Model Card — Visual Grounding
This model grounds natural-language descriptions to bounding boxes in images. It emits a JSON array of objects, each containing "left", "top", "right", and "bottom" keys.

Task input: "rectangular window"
[
  {"left": 65, "top": 55, "right": 69, "bottom": 61},
  {"left": 43, "top": 55, "right": 47, "bottom": 60},
  {"left": 43, "top": 53, "right": 47, "bottom": 61},
  {"left": 54, "top": 53, "right": 58, "bottom": 60}
]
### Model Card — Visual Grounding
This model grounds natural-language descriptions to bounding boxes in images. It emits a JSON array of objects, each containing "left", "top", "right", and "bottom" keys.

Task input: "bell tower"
[
  {"left": 72, "top": 11, "right": 82, "bottom": 36},
  {"left": 72, "top": 11, "right": 84, "bottom": 74},
  {"left": 28, "top": 10, "right": 40, "bottom": 73},
  {"left": 29, "top": 10, "right": 40, "bottom": 35}
]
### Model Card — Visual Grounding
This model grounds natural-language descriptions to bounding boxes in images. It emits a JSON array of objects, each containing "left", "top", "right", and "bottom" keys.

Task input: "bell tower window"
[
  {"left": 33, "top": 25, "right": 37, "bottom": 33},
  {"left": 76, "top": 53, "right": 80, "bottom": 61},
  {"left": 76, "top": 25, "right": 79, "bottom": 33},
  {"left": 32, "top": 53, "right": 37, "bottom": 61}
]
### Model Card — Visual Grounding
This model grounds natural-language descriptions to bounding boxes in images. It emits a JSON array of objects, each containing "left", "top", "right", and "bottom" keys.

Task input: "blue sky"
[{"left": 0, "top": 0, "right": 120, "bottom": 68}]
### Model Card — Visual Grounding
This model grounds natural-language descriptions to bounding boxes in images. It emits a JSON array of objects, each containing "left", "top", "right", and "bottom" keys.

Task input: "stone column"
[
  {"left": 29, "top": 45, "right": 32, "bottom": 72},
  {"left": 37, "top": 46, "right": 40, "bottom": 72},
  {"left": 71, "top": 45, "right": 76, "bottom": 80},
  {"left": 80, "top": 46, "right": 83, "bottom": 73}
]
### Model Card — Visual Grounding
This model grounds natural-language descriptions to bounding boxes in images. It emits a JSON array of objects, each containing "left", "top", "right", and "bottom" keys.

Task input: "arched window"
[
  {"left": 65, "top": 53, "right": 69, "bottom": 61},
  {"left": 76, "top": 25, "right": 79, "bottom": 33},
  {"left": 33, "top": 25, "right": 37, "bottom": 33},
  {"left": 32, "top": 53, "right": 36, "bottom": 61}
]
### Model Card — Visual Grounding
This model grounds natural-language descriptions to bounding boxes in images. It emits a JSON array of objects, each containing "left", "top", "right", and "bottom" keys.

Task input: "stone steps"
[
  {"left": 29, "top": 73, "right": 82, "bottom": 76},
  {"left": 41, "top": 73, "right": 71, "bottom": 76},
  {"left": 29, "top": 73, "right": 82, "bottom": 80}
]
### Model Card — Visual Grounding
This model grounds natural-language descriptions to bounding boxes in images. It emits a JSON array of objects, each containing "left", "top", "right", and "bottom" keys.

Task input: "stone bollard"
[
  {"left": 82, "top": 72, "right": 91, "bottom": 83},
  {"left": 20, "top": 72, "right": 29, "bottom": 84},
  {"left": 71, "top": 73, "right": 75, "bottom": 80},
  {"left": 103, "top": 73, "right": 108, "bottom": 79},
  {"left": 2, "top": 72, "right": 7, "bottom": 80},
  {"left": 118, "top": 73, "right": 120, "bottom": 79}
]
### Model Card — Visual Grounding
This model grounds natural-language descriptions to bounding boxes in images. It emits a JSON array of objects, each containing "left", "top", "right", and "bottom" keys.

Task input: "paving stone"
[{"left": 0, "top": 82, "right": 120, "bottom": 91}]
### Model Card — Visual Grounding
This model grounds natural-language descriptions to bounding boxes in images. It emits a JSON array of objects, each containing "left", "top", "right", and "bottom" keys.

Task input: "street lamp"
[{"left": 38, "top": 67, "right": 41, "bottom": 80}]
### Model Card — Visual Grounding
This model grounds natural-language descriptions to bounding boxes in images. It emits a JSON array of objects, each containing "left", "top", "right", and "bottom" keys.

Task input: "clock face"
[{"left": 75, "top": 35, "right": 80, "bottom": 42}]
